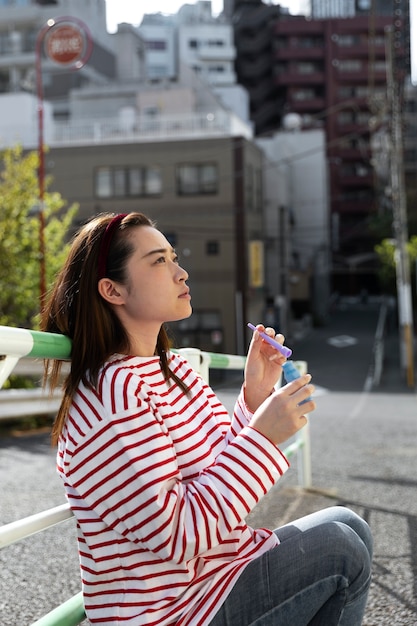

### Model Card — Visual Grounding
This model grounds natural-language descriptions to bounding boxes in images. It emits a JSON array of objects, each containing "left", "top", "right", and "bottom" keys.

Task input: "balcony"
[
  {"left": 275, "top": 46, "right": 324, "bottom": 61},
  {"left": 332, "top": 197, "right": 376, "bottom": 214},
  {"left": 337, "top": 68, "right": 387, "bottom": 83},
  {"left": 50, "top": 110, "right": 254, "bottom": 147},
  {"left": 197, "top": 45, "right": 236, "bottom": 62},
  {"left": 337, "top": 43, "right": 386, "bottom": 59},
  {"left": 290, "top": 97, "right": 325, "bottom": 112},
  {"left": 336, "top": 173, "right": 374, "bottom": 188},
  {"left": 0, "top": 51, "right": 34, "bottom": 69},
  {"left": 273, "top": 19, "right": 324, "bottom": 37},
  {"left": 274, "top": 71, "right": 325, "bottom": 86},
  {"left": 335, "top": 147, "right": 372, "bottom": 160}
]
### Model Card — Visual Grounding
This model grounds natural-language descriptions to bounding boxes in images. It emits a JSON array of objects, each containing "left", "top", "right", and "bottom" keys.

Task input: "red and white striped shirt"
[{"left": 57, "top": 353, "right": 289, "bottom": 625}]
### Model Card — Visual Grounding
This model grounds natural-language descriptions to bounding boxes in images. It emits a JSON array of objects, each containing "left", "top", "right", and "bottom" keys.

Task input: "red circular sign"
[{"left": 45, "top": 24, "right": 84, "bottom": 65}]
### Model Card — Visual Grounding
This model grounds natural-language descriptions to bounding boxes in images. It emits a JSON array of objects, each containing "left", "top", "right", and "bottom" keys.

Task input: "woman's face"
[{"left": 116, "top": 225, "right": 192, "bottom": 327}]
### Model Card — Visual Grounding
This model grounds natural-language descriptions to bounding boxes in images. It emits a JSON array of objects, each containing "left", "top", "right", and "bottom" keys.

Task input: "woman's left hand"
[{"left": 244, "top": 324, "right": 288, "bottom": 412}]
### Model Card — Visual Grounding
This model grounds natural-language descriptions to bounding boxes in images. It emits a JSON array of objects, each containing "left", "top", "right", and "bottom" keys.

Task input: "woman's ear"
[{"left": 98, "top": 278, "right": 125, "bottom": 305}]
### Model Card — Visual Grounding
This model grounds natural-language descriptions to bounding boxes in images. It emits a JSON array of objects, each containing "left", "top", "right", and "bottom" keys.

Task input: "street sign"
[{"left": 44, "top": 22, "right": 89, "bottom": 66}]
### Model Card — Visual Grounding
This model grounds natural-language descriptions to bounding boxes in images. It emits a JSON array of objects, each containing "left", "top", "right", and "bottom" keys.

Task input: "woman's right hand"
[{"left": 249, "top": 375, "right": 315, "bottom": 446}]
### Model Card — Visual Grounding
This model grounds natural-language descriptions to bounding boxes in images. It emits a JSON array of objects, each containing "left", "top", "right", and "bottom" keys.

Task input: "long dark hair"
[{"left": 41, "top": 212, "right": 187, "bottom": 445}]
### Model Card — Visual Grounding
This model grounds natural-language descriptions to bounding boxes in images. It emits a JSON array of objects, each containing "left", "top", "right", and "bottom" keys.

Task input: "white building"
[
  {"left": 0, "top": 0, "right": 124, "bottom": 120},
  {"left": 177, "top": 2, "right": 236, "bottom": 87},
  {"left": 138, "top": 0, "right": 251, "bottom": 126},
  {"left": 258, "top": 121, "right": 331, "bottom": 324},
  {"left": 137, "top": 13, "right": 177, "bottom": 80}
]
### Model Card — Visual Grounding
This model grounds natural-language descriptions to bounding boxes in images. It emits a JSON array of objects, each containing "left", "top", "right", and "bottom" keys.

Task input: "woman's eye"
[
  {"left": 156, "top": 256, "right": 166, "bottom": 264},
  {"left": 173, "top": 255, "right": 180, "bottom": 264}
]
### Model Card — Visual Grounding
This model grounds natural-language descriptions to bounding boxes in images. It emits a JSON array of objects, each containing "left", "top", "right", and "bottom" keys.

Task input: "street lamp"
[{"left": 35, "top": 16, "right": 92, "bottom": 310}]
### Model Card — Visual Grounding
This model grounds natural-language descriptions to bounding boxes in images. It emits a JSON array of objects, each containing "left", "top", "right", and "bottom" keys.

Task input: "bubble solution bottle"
[{"left": 282, "top": 361, "right": 311, "bottom": 405}]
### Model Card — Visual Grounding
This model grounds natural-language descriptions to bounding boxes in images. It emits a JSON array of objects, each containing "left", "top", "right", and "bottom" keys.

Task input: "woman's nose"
[{"left": 178, "top": 265, "right": 189, "bottom": 281}]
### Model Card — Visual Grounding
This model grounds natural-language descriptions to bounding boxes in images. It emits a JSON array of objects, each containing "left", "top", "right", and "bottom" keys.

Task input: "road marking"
[{"left": 327, "top": 335, "right": 358, "bottom": 348}]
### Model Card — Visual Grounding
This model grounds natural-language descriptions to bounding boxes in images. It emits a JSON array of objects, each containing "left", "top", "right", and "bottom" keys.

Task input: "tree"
[
  {"left": 375, "top": 236, "right": 417, "bottom": 305},
  {"left": 0, "top": 145, "right": 78, "bottom": 328}
]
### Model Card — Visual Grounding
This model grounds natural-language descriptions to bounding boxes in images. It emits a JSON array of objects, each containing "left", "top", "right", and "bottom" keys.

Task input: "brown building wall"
[{"left": 48, "top": 136, "right": 266, "bottom": 355}]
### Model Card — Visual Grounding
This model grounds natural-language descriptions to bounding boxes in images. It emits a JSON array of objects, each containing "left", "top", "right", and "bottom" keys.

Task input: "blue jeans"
[{"left": 209, "top": 506, "right": 373, "bottom": 626}]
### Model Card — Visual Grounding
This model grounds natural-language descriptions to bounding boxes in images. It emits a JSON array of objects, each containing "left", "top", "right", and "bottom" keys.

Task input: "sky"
[
  {"left": 105, "top": 0, "right": 304, "bottom": 31},
  {"left": 105, "top": 0, "right": 416, "bottom": 83}
]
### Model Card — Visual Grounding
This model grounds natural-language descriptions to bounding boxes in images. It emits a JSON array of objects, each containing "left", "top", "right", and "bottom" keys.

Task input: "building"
[
  {"left": 233, "top": 0, "right": 409, "bottom": 295},
  {"left": 311, "top": 0, "right": 404, "bottom": 18},
  {"left": 46, "top": 131, "right": 266, "bottom": 356},
  {"left": 274, "top": 15, "right": 395, "bottom": 294},
  {"left": 0, "top": 0, "right": 271, "bottom": 355},
  {"left": 139, "top": 1, "right": 251, "bottom": 126},
  {"left": 137, "top": 12, "right": 177, "bottom": 80},
  {"left": 176, "top": 1, "right": 236, "bottom": 89},
  {"left": 0, "top": 81, "right": 265, "bottom": 356},
  {"left": 257, "top": 123, "right": 330, "bottom": 328},
  {"left": 403, "top": 81, "right": 417, "bottom": 231},
  {"left": 233, "top": 1, "right": 289, "bottom": 137},
  {"left": 0, "top": 0, "right": 330, "bottom": 347},
  {"left": 0, "top": 0, "right": 119, "bottom": 120}
]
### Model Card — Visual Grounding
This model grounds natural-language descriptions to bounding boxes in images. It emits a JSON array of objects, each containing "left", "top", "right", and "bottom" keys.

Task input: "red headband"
[{"left": 97, "top": 214, "right": 128, "bottom": 280}]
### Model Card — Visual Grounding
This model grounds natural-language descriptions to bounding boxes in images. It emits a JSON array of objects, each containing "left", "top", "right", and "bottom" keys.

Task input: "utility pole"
[{"left": 385, "top": 26, "right": 414, "bottom": 388}]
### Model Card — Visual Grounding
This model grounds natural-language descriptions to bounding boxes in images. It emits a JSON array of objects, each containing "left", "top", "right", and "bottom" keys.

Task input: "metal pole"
[
  {"left": 385, "top": 27, "right": 414, "bottom": 388},
  {"left": 34, "top": 17, "right": 93, "bottom": 312},
  {"left": 35, "top": 22, "right": 49, "bottom": 312}
]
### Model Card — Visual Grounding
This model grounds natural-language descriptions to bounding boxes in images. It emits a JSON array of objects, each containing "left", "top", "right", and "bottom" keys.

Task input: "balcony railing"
[{"left": 51, "top": 110, "right": 253, "bottom": 146}]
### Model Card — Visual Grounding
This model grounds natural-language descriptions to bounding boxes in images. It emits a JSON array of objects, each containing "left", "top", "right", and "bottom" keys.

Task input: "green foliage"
[
  {"left": 375, "top": 237, "right": 417, "bottom": 299},
  {"left": 0, "top": 145, "right": 78, "bottom": 328}
]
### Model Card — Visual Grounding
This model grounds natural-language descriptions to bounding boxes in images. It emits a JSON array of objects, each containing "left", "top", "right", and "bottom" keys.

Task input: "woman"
[{"left": 41, "top": 212, "right": 372, "bottom": 625}]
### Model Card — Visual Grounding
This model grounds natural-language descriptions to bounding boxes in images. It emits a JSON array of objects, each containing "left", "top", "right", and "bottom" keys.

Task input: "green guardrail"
[{"left": 31, "top": 592, "right": 85, "bottom": 626}]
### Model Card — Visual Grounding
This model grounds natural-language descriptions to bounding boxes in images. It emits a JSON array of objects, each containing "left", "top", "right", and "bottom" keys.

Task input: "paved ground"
[
  {"left": 1, "top": 301, "right": 416, "bottom": 625},
  {"left": 220, "top": 301, "right": 417, "bottom": 625}
]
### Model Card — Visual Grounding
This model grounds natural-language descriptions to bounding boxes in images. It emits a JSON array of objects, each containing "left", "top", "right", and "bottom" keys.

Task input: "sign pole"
[{"left": 35, "top": 16, "right": 92, "bottom": 311}]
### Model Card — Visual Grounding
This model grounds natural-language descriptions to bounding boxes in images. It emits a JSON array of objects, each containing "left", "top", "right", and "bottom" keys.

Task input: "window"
[
  {"left": 297, "top": 62, "right": 317, "bottom": 75},
  {"left": 337, "top": 111, "right": 354, "bottom": 125},
  {"left": 207, "top": 39, "right": 224, "bottom": 47},
  {"left": 206, "top": 241, "right": 219, "bottom": 255},
  {"left": 177, "top": 163, "right": 218, "bottom": 195},
  {"left": 209, "top": 65, "right": 225, "bottom": 73},
  {"left": 95, "top": 167, "right": 112, "bottom": 198},
  {"left": 128, "top": 168, "right": 142, "bottom": 196},
  {"left": 293, "top": 88, "right": 316, "bottom": 101},
  {"left": 145, "top": 167, "right": 162, "bottom": 195},
  {"left": 357, "top": 112, "right": 370, "bottom": 126},
  {"left": 95, "top": 166, "right": 162, "bottom": 198},
  {"left": 373, "top": 61, "right": 386, "bottom": 72},
  {"left": 113, "top": 168, "right": 126, "bottom": 196},
  {"left": 338, "top": 60, "right": 362, "bottom": 72},
  {"left": 337, "top": 35, "right": 356, "bottom": 47},
  {"left": 146, "top": 40, "right": 166, "bottom": 50},
  {"left": 298, "top": 36, "right": 322, "bottom": 49},
  {"left": 147, "top": 65, "right": 169, "bottom": 77}
]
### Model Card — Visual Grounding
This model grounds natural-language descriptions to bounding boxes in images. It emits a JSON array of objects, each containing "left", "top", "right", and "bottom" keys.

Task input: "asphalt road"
[{"left": 1, "top": 301, "right": 416, "bottom": 625}]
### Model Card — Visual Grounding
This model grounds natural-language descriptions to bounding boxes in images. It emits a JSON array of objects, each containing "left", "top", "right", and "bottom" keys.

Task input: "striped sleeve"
[{"left": 226, "top": 385, "right": 255, "bottom": 441}]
